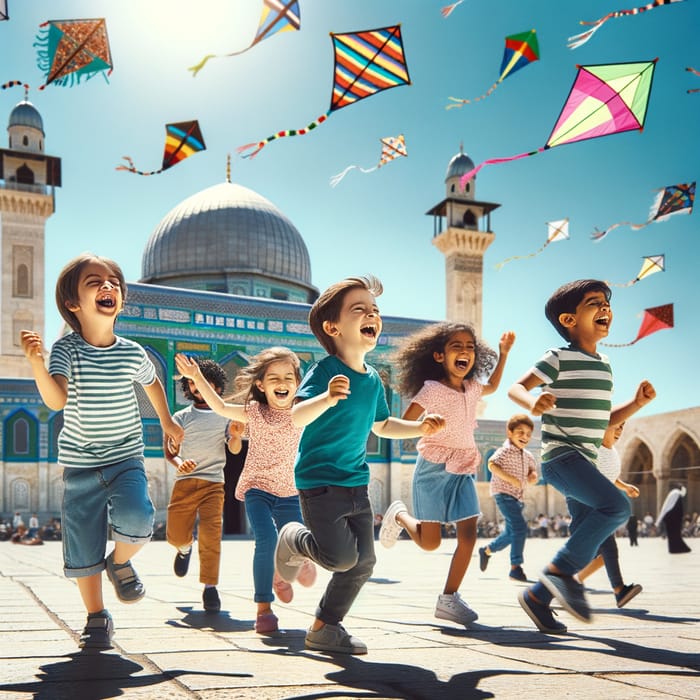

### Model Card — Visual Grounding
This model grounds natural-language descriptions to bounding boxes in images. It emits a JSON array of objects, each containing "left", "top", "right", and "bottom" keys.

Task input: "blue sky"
[{"left": 1, "top": 0, "right": 698, "bottom": 421}]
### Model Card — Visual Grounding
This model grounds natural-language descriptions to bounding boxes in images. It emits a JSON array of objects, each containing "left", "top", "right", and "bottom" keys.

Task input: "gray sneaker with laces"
[
  {"left": 305, "top": 623, "right": 367, "bottom": 654},
  {"left": 274, "top": 521, "right": 308, "bottom": 583},
  {"left": 434, "top": 592, "right": 478, "bottom": 626}
]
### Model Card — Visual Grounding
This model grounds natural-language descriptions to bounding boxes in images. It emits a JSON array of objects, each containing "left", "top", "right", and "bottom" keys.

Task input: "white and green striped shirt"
[
  {"left": 532, "top": 346, "right": 612, "bottom": 463},
  {"left": 49, "top": 332, "right": 156, "bottom": 467}
]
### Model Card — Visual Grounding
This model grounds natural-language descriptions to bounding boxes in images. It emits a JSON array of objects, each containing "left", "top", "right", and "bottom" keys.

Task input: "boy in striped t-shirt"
[
  {"left": 508, "top": 279, "right": 655, "bottom": 633},
  {"left": 21, "top": 254, "right": 183, "bottom": 650}
]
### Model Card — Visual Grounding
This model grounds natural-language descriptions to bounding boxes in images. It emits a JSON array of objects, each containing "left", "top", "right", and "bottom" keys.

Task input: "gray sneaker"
[
  {"left": 434, "top": 592, "right": 478, "bottom": 626},
  {"left": 539, "top": 570, "right": 591, "bottom": 622},
  {"left": 305, "top": 623, "right": 367, "bottom": 654},
  {"left": 274, "top": 521, "right": 308, "bottom": 583}
]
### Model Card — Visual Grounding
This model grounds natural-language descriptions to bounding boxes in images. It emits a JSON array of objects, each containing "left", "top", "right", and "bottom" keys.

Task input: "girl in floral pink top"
[
  {"left": 378, "top": 322, "right": 514, "bottom": 627},
  {"left": 175, "top": 347, "right": 316, "bottom": 634}
]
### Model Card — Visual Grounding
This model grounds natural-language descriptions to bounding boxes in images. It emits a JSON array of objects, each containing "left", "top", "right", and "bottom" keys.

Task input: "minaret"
[
  {"left": 0, "top": 97, "right": 61, "bottom": 377},
  {"left": 426, "top": 146, "right": 500, "bottom": 336}
]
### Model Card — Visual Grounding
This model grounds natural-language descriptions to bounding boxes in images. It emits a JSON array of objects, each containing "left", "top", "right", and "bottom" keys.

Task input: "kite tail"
[
  {"left": 238, "top": 111, "right": 331, "bottom": 159},
  {"left": 494, "top": 243, "right": 546, "bottom": 270},
  {"left": 441, "top": 1, "right": 465, "bottom": 18},
  {"left": 445, "top": 83, "right": 498, "bottom": 109},
  {"left": 687, "top": 67, "right": 700, "bottom": 77},
  {"left": 459, "top": 148, "right": 544, "bottom": 190},
  {"left": 329, "top": 165, "right": 378, "bottom": 187},
  {"left": 567, "top": 22, "right": 605, "bottom": 49},
  {"left": 188, "top": 54, "right": 218, "bottom": 77},
  {"left": 590, "top": 221, "right": 632, "bottom": 241},
  {"left": 115, "top": 156, "right": 163, "bottom": 176},
  {"left": 1, "top": 80, "right": 29, "bottom": 92},
  {"left": 600, "top": 340, "right": 637, "bottom": 348}
]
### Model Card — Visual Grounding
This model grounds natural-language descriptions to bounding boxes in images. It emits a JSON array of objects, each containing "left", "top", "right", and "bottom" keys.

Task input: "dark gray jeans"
[{"left": 296, "top": 484, "right": 376, "bottom": 625}]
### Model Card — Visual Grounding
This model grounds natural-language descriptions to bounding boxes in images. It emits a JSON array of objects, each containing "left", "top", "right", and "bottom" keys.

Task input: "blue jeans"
[
  {"left": 296, "top": 485, "right": 376, "bottom": 626},
  {"left": 62, "top": 457, "right": 154, "bottom": 578},
  {"left": 531, "top": 450, "right": 629, "bottom": 604},
  {"left": 488, "top": 493, "right": 528, "bottom": 566},
  {"left": 244, "top": 488, "right": 304, "bottom": 603}
]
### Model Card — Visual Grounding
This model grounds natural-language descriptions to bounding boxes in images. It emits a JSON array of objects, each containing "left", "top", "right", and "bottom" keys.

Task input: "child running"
[
  {"left": 273, "top": 275, "right": 445, "bottom": 654},
  {"left": 379, "top": 321, "right": 515, "bottom": 626},
  {"left": 175, "top": 347, "right": 316, "bottom": 634},
  {"left": 165, "top": 357, "right": 240, "bottom": 614},
  {"left": 20, "top": 253, "right": 183, "bottom": 649},
  {"left": 478, "top": 413, "right": 538, "bottom": 582},
  {"left": 508, "top": 279, "right": 655, "bottom": 633},
  {"left": 575, "top": 422, "right": 643, "bottom": 608}
]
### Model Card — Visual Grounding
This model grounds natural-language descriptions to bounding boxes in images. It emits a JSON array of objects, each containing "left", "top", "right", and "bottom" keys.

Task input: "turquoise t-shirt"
[{"left": 294, "top": 355, "right": 390, "bottom": 489}]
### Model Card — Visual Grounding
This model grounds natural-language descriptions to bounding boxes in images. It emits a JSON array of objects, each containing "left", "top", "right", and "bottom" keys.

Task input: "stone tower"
[
  {"left": 426, "top": 146, "right": 500, "bottom": 336},
  {"left": 0, "top": 98, "right": 61, "bottom": 377}
]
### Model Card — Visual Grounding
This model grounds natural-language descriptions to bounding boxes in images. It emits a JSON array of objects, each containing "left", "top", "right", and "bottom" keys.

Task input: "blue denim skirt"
[{"left": 412, "top": 455, "right": 480, "bottom": 523}]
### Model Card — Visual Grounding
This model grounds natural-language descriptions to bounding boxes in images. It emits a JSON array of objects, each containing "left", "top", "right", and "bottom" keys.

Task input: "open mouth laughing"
[
  {"left": 96, "top": 295, "right": 117, "bottom": 308},
  {"left": 361, "top": 324, "right": 378, "bottom": 339}
]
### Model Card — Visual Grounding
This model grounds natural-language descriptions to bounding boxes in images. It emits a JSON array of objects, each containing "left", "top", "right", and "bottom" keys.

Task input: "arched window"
[
  {"left": 12, "top": 480, "right": 30, "bottom": 511},
  {"left": 463, "top": 210, "right": 477, "bottom": 228},
  {"left": 4, "top": 410, "right": 39, "bottom": 460},
  {"left": 16, "top": 163, "right": 34, "bottom": 185},
  {"left": 16, "top": 264, "right": 30, "bottom": 297},
  {"left": 13, "top": 418, "right": 29, "bottom": 454},
  {"left": 23, "top": 135, "right": 29, "bottom": 146}
]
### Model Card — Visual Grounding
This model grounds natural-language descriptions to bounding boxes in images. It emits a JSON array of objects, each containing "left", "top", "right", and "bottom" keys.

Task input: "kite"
[
  {"left": 446, "top": 29, "right": 540, "bottom": 108},
  {"left": 591, "top": 182, "right": 695, "bottom": 241},
  {"left": 116, "top": 121, "right": 206, "bottom": 176},
  {"left": 1, "top": 2, "right": 8, "bottom": 21},
  {"left": 567, "top": 1, "right": 685, "bottom": 50},
  {"left": 603, "top": 303, "right": 673, "bottom": 346},
  {"left": 687, "top": 67, "right": 700, "bottom": 93},
  {"left": 330, "top": 134, "right": 407, "bottom": 187},
  {"left": 238, "top": 24, "right": 410, "bottom": 159},
  {"left": 459, "top": 60, "right": 657, "bottom": 190},
  {"left": 189, "top": 0, "right": 301, "bottom": 77},
  {"left": 494, "top": 219, "right": 568, "bottom": 270},
  {"left": 608, "top": 254, "right": 665, "bottom": 287},
  {"left": 441, "top": 1, "right": 465, "bottom": 17},
  {"left": 34, "top": 18, "right": 113, "bottom": 89}
]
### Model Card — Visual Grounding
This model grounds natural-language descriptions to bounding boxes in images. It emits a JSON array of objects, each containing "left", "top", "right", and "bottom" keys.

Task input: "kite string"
[
  {"left": 238, "top": 111, "right": 331, "bottom": 158},
  {"left": 458, "top": 148, "right": 544, "bottom": 190}
]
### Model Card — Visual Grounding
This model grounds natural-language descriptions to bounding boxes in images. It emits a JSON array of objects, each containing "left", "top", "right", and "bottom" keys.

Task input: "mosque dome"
[
  {"left": 8, "top": 101, "right": 44, "bottom": 135},
  {"left": 141, "top": 181, "right": 317, "bottom": 303},
  {"left": 445, "top": 148, "right": 475, "bottom": 182}
]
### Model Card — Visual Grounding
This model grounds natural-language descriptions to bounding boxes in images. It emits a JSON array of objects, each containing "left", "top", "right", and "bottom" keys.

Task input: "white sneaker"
[
  {"left": 435, "top": 592, "right": 478, "bottom": 626},
  {"left": 379, "top": 500, "right": 408, "bottom": 548}
]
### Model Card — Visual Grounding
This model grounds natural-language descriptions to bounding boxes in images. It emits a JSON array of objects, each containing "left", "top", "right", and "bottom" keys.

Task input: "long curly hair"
[
  {"left": 231, "top": 346, "right": 301, "bottom": 407},
  {"left": 391, "top": 322, "right": 497, "bottom": 398}
]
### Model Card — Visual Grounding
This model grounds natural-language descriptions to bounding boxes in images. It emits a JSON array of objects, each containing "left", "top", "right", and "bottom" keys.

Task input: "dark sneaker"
[
  {"left": 203, "top": 586, "right": 221, "bottom": 613},
  {"left": 478, "top": 547, "right": 490, "bottom": 572},
  {"left": 79, "top": 609, "right": 114, "bottom": 649},
  {"left": 274, "top": 522, "right": 307, "bottom": 583},
  {"left": 173, "top": 549, "right": 191, "bottom": 577},
  {"left": 509, "top": 565, "right": 528, "bottom": 582},
  {"left": 518, "top": 590, "right": 568, "bottom": 634},
  {"left": 305, "top": 623, "right": 367, "bottom": 654},
  {"left": 105, "top": 552, "right": 145, "bottom": 603},
  {"left": 615, "top": 583, "right": 642, "bottom": 608},
  {"left": 539, "top": 570, "right": 591, "bottom": 622}
]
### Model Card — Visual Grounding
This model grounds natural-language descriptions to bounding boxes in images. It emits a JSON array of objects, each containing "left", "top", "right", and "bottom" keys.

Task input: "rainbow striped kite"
[
  {"left": 116, "top": 120, "right": 206, "bottom": 176},
  {"left": 238, "top": 25, "right": 410, "bottom": 158}
]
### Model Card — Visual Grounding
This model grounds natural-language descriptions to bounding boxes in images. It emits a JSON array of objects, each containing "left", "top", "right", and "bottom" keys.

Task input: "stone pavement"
[{"left": 0, "top": 536, "right": 698, "bottom": 699}]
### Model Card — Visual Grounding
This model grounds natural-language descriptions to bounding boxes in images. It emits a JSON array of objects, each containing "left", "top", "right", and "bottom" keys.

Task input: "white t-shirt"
[{"left": 596, "top": 444, "right": 621, "bottom": 483}]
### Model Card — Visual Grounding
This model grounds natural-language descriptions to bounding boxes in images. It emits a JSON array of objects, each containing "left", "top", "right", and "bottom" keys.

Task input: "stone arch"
[
  {"left": 662, "top": 429, "right": 700, "bottom": 508},
  {"left": 11, "top": 478, "right": 31, "bottom": 512},
  {"left": 620, "top": 437, "right": 656, "bottom": 516},
  {"left": 50, "top": 476, "right": 64, "bottom": 512}
]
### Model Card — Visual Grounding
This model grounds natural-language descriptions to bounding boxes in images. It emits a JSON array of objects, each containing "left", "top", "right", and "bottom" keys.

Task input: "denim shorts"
[
  {"left": 62, "top": 457, "right": 155, "bottom": 578},
  {"left": 413, "top": 455, "right": 480, "bottom": 523}
]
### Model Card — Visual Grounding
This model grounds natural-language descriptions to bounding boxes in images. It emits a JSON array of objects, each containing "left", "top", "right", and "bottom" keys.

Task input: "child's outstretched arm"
[
  {"left": 174, "top": 353, "right": 247, "bottom": 422},
  {"left": 609, "top": 380, "right": 656, "bottom": 425},
  {"left": 144, "top": 377, "right": 184, "bottom": 446},
  {"left": 508, "top": 371, "right": 557, "bottom": 417},
  {"left": 227, "top": 421, "right": 245, "bottom": 455},
  {"left": 615, "top": 478, "right": 640, "bottom": 498},
  {"left": 19, "top": 330, "right": 68, "bottom": 411},
  {"left": 483, "top": 330, "right": 515, "bottom": 396},
  {"left": 291, "top": 373, "right": 350, "bottom": 427},
  {"left": 373, "top": 412, "right": 445, "bottom": 439}
]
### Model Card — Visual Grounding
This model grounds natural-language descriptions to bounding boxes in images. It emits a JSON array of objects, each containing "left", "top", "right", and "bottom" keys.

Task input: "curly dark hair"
[
  {"left": 180, "top": 358, "right": 227, "bottom": 402},
  {"left": 231, "top": 346, "right": 301, "bottom": 407},
  {"left": 391, "top": 322, "right": 497, "bottom": 398}
]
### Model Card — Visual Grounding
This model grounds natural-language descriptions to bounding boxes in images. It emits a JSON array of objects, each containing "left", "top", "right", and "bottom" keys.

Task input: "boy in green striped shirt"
[{"left": 508, "top": 279, "right": 655, "bottom": 633}]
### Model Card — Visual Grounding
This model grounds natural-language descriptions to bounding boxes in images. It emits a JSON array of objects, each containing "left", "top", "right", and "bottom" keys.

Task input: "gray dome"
[
  {"left": 141, "top": 181, "right": 315, "bottom": 294},
  {"left": 445, "top": 150, "right": 475, "bottom": 181},
  {"left": 8, "top": 101, "right": 44, "bottom": 135}
]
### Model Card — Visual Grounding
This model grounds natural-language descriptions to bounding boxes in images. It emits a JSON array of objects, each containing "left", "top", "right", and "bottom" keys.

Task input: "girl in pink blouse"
[
  {"left": 175, "top": 347, "right": 316, "bottom": 634},
  {"left": 378, "top": 322, "right": 514, "bottom": 626}
]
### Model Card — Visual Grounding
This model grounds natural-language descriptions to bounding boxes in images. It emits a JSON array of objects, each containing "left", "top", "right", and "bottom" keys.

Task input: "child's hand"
[
  {"left": 174, "top": 353, "right": 200, "bottom": 380},
  {"left": 532, "top": 391, "right": 556, "bottom": 416},
  {"left": 420, "top": 413, "right": 446, "bottom": 436},
  {"left": 625, "top": 484, "right": 640, "bottom": 498},
  {"left": 164, "top": 420, "right": 185, "bottom": 445},
  {"left": 229, "top": 421, "right": 245, "bottom": 439},
  {"left": 499, "top": 331, "right": 516, "bottom": 354},
  {"left": 177, "top": 459, "right": 197, "bottom": 474},
  {"left": 19, "top": 330, "right": 45, "bottom": 362},
  {"left": 527, "top": 471, "right": 538, "bottom": 485},
  {"left": 634, "top": 380, "right": 656, "bottom": 408},
  {"left": 327, "top": 374, "right": 350, "bottom": 406}
]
